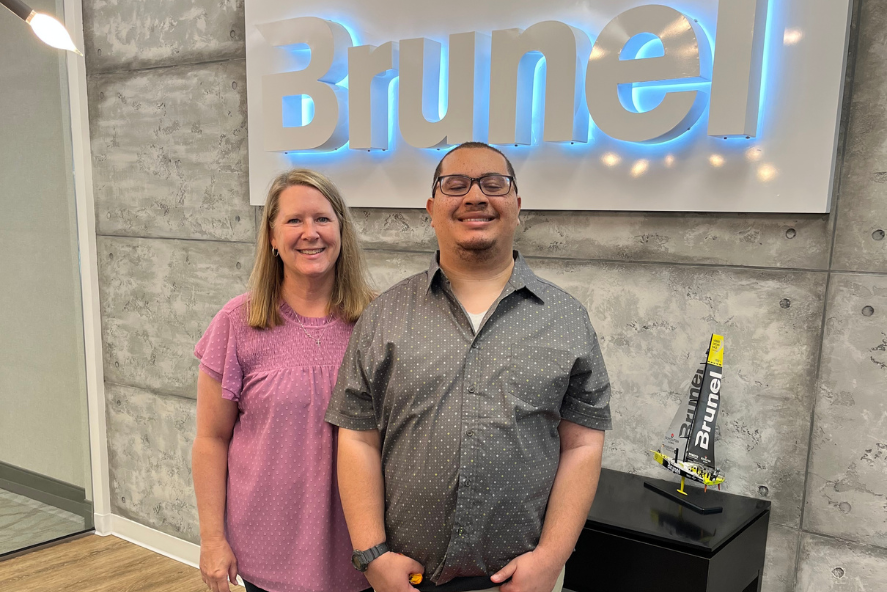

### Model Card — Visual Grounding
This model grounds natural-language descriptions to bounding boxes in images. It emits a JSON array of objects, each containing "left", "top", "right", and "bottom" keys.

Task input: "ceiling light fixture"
[{"left": 1, "top": 0, "right": 82, "bottom": 55}]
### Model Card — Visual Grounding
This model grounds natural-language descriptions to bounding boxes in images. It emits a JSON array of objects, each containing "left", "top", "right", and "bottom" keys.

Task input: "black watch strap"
[{"left": 352, "top": 541, "right": 389, "bottom": 571}]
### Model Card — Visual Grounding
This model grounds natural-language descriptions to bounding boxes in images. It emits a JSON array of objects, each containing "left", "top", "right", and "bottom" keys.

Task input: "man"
[{"left": 325, "top": 142, "right": 611, "bottom": 592}]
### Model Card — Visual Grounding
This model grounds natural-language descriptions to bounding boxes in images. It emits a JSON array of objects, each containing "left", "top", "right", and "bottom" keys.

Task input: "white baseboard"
[
  {"left": 92, "top": 512, "right": 113, "bottom": 536},
  {"left": 104, "top": 514, "right": 200, "bottom": 568}
]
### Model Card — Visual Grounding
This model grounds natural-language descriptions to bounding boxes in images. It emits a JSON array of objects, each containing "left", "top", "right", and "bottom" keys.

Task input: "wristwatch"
[{"left": 351, "top": 541, "right": 390, "bottom": 572}]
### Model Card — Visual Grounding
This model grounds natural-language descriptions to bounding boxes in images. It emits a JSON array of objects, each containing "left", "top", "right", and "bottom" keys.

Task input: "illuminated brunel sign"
[{"left": 257, "top": 0, "right": 768, "bottom": 153}]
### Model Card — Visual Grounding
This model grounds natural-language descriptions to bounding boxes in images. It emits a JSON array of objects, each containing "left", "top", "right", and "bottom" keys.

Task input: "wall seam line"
[
  {"left": 86, "top": 56, "right": 245, "bottom": 78},
  {"left": 362, "top": 246, "right": 834, "bottom": 274},
  {"left": 793, "top": 0, "right": 865, "bottom": 586},
  {"left": 103, "top": 380, "right": 196, "bottom": 403},
  {"left": 96, "top": 233, "right": 256, "bottom": 245},
  {"left": 800, "top": 525, "right": 887, "bottom": 553}
]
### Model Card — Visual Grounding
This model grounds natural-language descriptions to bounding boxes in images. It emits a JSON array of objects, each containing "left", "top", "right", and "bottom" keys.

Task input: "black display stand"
[
  {"left": 564, "top": 468, "right": 770, "bottom": 592},
  {"left": 643, "top": 480, "right": 723, "bottom": 514}
]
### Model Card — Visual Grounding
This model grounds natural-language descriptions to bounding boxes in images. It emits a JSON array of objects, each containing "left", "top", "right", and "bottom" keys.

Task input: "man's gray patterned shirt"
[{"left": 325, "top": 252, "right": 612, "bottom": 585}]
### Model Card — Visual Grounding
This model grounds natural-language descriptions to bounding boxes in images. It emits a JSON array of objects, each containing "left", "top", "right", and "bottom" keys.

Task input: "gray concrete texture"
[
  {"left": 804, "top": 273, "right": 887, "bottom": 548},
  {"left": 796, "top": 532, "right": 887, "bottom": 592},
  {"left": 764, "top": 525, "right": 801, "bottom": 592},
  {"left": 534, "top": 259, "right": 826, "bottom": 529},
  {"left": 352, "top": 208, "right": 833, "bottom": 270},
  {"left": 83, "top": 0, "right": 245, "bottom": 73},
  {"left": 83, "top": 0, "right": 887, "bottom": 589},
  {"left": 97, "top": 236, "right": 253, "bottom": 399},
  {"left": 88, "top": 61, "right": 252, "bottom": 242},
  {"left": 832, "top": 0, "right": 887, "bottom": 274},
  {"left": 105, "top": 382, "right": 200, "bottom": 543}
]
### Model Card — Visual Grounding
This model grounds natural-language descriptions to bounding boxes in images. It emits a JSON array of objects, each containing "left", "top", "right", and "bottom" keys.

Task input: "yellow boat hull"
[{"left": 652, "top": 450, "right": 725, "bottom": 488}]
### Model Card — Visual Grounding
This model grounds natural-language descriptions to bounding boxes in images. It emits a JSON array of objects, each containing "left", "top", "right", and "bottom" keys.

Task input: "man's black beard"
[{"left": 454, "top": 237, "right": 496, "bottom": 262}]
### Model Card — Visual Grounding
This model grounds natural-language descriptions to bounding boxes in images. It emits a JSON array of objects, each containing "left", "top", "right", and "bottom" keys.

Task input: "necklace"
[{"left": 294, "top": 313, "right": 333, "bottom": 347}]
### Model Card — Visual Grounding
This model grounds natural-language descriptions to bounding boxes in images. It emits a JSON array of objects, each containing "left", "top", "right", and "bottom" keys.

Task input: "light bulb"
[{"left": 27, "top": 12, "right": 82, "bottom": 55}]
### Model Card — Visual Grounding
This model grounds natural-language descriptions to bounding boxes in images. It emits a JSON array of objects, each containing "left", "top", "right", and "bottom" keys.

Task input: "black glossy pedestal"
[{"left": 564, "top": 468, "right": 770, "bottom": 592}]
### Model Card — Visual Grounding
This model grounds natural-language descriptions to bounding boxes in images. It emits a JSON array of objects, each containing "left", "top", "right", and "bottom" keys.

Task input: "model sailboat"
[{"left": 652, "top": 334, "right": 725, "bottom": 495}]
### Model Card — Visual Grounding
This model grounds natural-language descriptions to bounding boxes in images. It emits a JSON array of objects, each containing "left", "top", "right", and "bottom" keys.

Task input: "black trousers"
[{"left": 242, "top": 581, "right": 372, "bottom": 592}]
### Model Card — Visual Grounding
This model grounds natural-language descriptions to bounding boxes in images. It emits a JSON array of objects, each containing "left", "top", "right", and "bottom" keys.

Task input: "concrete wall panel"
[
  {"left": 83, "top": 0, "right": 245, "bottom": 73},
  {"left": 517, "top": 212, "right": 830, "bottom": 270},
  {"left": 763, "top": 525, "right": 800, "bottom": 592},
  {"left": 354, "top": 209, "right": 438, "bottom": 253},
  {"left": 106, "top": 382, "right": 199, "bottom": 543},
  {"left": 527, "top": 258, "right": 826, "bottom": 528},
  {"left": 833, "top": 0, "right": 887, "bottom": 273},
  {"left": 89, "top": 61, "right": 252, "bottom": 242},
  {"left": 796, "top": 532, "right": 887, "bottom": 591},
  {"left": 351, "top": 209, "right": 830, "bottom": 270},
  {"left": 97, "top": 236, "right": 253, "bottom": 399},
  {"left": 364, "top": 250, "right": 430, "bottom": 292},
  {"left": 804, "top": 273, "right": 887, "bottom": 547}
]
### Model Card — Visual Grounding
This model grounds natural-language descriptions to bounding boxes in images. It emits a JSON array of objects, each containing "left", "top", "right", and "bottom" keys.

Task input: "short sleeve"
[
  {"left": 195, "top": 310, "right": 244, "bottom": 402},
  {"left": 560, "top": 313, "right": 612, "bottom": 430},
  {"left": 325, "top": 305, "right": 381, "bottom": 430}
]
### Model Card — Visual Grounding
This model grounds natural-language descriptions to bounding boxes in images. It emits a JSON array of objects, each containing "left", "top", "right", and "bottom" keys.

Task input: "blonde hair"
[{"left": 248, "top": 169, "right": 374, "bottom": 328}]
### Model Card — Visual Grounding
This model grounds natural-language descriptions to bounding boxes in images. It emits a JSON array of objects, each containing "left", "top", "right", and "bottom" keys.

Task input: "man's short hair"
[{"left": 431, "top": 142, "right": 518, "bottom": 195}]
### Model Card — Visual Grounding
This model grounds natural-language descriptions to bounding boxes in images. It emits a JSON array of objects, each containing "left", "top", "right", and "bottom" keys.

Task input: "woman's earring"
[{"left": 272, "top": 247, "right": 279, "bottom": 257}]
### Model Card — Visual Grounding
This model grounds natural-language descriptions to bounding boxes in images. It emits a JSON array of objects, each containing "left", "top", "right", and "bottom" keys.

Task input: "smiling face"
[
  {"left": 426, "top": 147, "right": 521, "bottom": 263},
  {"left": 270, "top": 184, "right": 342, "bottom": 288}
]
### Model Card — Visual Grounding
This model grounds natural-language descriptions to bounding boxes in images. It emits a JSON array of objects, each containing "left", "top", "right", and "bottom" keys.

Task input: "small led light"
[
  {"left": 757, "top": 164, "right": 777, "bottom": 181},
  {"left": 631, "top": 159, "right": 649, "bottom": 177},
  {"left": 664, "top": 154, "right": 675, "bottom": 167},
  {"left": 783, "top": 28, "right": 803, "bottom": 45},
  {"left": 601, "top": 152, "right": 621, "bottom": 167},
  {"left": 745, "top": 147, "right": 763, "bottom": 162},
  {"left": 709, "top": 154, "right": 725, "bottom": 167}
]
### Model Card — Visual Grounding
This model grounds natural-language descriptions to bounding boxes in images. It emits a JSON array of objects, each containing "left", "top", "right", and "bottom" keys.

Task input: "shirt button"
[
  {"left": 471, "top": 343, "right": 479, "bottom": 349},
  {"left": 466, "top": 430, "right": 474, "bottom": 438},
  {"left": 467, "top": 385, "right": 476, "bottom": 394}
]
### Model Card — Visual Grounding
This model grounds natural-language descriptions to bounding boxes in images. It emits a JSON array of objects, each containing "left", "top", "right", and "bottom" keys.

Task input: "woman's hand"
[{"left": 200, "top": 537, "right": 239, "bottom": 592}]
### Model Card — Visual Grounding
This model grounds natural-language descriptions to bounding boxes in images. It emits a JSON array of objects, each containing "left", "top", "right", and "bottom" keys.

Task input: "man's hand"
[
  {"left": 199, "top": 537, "right": 239, "bottom": 592},
  {"left": 364, "top": 551, "right": 424, "bottom": 592},
  {"left": 490, "top": 548, "right": 562, "bottom": 592}
]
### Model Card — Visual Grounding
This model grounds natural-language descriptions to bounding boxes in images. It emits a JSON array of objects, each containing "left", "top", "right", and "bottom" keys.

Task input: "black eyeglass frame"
[{"left": 432, "top": 174, "right": 518, "bottom": 197}]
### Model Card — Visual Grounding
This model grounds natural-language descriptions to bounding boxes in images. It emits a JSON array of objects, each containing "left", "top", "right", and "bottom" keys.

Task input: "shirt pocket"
[{"left": 507, "top": 345, "right": 574, "bottom": 409}]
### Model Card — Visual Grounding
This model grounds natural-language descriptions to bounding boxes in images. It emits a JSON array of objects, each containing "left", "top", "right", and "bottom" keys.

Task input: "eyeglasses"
[{"left": 434, "top": 174, "right": 516, "bottom": 197}]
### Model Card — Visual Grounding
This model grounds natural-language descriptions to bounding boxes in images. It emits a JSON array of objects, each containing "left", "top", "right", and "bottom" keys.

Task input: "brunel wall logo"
[
  {"left": 258, "top": 3, "right": 765, "bottom": 153},
  {"left": 245, "top": 0, "right": 851, "bottom": 212}
]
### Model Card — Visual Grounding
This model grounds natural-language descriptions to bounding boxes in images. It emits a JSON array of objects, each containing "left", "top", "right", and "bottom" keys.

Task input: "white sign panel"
[{"left": 245, "top": 0, "right": 852, "bottom": 212}]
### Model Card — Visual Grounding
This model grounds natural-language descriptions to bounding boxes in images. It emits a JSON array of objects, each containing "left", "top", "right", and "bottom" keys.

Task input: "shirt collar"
[{"left": 425, "top": 250, "right": 546, "bottom": 303}]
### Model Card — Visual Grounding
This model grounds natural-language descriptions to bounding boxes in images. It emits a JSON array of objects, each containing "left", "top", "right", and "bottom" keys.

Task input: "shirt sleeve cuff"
[
  {"left": 560, "top": 397, "right": 612, "bottom": 431},
  {"left": 199, "top": 362, "right": 223, "bottom": 383},
  {"left": 324, "top": 409, "right": 378, "bottom": 431}
]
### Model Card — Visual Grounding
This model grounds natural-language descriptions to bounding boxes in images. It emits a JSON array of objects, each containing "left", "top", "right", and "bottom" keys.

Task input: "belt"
[{"left": 415, "top": 576, "right": 502, "bottom": 592}]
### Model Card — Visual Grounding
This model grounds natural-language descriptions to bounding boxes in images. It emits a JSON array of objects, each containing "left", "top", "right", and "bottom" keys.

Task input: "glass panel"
[{"left": 0, "top": 0, "right": 93, "bottom": 556}]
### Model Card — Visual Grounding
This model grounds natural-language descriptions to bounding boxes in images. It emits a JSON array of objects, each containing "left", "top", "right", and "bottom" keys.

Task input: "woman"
[{"left": 192, "top": 169, "right": 374, "bottom": 592}]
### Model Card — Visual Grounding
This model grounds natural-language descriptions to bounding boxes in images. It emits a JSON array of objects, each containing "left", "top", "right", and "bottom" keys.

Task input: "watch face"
[{"left": 351, "top": 551, "right": 365, "bottom": 571}]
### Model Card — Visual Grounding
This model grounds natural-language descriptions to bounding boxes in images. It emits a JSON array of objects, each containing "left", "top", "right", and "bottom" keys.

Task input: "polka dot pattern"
[
  {"left": 195, "top": 293, "right": 369, "bottom": 592},
  {"left": 326, "top": 253, "right": 611, "bottom": 586}
]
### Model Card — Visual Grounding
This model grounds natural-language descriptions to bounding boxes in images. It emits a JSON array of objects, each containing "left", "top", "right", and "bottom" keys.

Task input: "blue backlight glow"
[{"left": 282, "top": 95, "right": 315, "bottom": 127}]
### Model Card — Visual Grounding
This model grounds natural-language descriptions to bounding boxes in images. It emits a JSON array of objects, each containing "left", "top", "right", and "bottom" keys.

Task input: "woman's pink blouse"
[{"left": 195, "top": 294, "right": 368, "bottom": 592}]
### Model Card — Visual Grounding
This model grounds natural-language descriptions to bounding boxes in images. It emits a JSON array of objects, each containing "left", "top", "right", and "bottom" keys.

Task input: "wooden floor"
[{"left": 0, "top": 534, "right": 245, "bottom": 592}]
